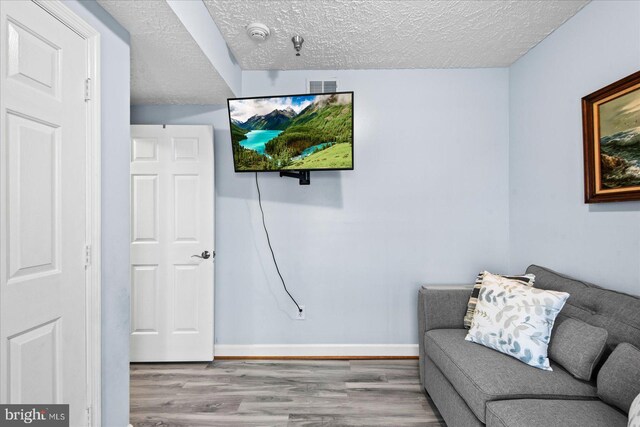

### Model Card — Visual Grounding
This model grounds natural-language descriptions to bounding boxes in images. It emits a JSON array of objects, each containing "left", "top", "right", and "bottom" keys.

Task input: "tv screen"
[{"left": 227, "top": 92, "right": 353, "bottom": 172}]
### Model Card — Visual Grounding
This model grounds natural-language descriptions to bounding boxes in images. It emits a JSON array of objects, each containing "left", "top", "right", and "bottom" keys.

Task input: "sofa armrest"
[
  {"left": 418, "top": 286, "right": 472, "bottom": 332},
  {"left": 418, "top": 286, "right": 472, "bottom": 387}
]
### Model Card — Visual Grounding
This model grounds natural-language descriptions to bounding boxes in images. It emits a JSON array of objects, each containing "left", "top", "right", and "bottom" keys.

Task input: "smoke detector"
[{"left": 246, "top": 23, "right": 270, "bottom": 41}]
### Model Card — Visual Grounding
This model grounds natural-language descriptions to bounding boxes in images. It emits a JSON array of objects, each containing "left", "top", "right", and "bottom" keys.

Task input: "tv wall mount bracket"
[{"left": 279, "top": 170, "right": 310, "bottom": 185}]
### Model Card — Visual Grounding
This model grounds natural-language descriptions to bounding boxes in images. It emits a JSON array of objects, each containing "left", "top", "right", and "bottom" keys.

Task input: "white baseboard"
[{"left": 214, "top": 344, "right": 418, "bottom": 358}]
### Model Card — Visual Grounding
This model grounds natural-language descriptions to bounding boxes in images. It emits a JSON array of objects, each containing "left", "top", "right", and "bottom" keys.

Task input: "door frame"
[{"left": 30, "top": 1, "right": 102, "bottom": 424}]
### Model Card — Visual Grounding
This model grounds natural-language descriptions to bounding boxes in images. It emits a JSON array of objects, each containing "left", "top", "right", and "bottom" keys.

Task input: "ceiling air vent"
[{"left": 308, "top": 80, "right": 337, "bottom": 94}]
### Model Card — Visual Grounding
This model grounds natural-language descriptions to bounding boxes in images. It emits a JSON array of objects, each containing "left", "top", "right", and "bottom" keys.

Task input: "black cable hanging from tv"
[{"left": 255, "top": 173, "right": 303, "bottom": 314}]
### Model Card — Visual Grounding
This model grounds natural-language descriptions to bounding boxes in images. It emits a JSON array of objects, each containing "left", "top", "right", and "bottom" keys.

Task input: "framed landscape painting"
[{"left": 582, "top": 70, "right": 640, "bottom": 203}]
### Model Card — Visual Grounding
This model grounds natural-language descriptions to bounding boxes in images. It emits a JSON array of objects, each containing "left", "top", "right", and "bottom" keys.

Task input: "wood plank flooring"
[{"left": 130, "top": 359, "right": 445, "bottom": 426}]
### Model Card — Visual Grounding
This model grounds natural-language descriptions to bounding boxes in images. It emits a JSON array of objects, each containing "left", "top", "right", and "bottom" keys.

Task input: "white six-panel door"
[
  {"left": 130, "top": 125, "right": 214, "bottom": 362},
  {"left": 0, "top": 1, "right": 90, "bottom": 424}
]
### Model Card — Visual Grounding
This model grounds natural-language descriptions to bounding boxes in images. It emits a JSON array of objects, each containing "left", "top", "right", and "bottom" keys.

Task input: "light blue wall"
[
  {"left": 509, "top": 0, "right": 640, "bottom": 295},
  {"left": 132, "top": 68, "right": 511, "bottom": 345},
  {"left": 62, "top": 2, "right": 130, "bottom": 426}
]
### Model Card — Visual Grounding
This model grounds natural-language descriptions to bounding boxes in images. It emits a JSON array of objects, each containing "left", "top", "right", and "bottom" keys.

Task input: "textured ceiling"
[
  {"left": 204, "top": 0, "right": 589, "bottom": 70},
  {"left": 97, "top": 0, "right": 234, "bottom": 104}
]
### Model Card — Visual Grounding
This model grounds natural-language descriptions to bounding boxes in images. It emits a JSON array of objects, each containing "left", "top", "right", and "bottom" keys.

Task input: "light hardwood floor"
[{"left": 130, "top": 359, "right": 445, "bottom": 426}]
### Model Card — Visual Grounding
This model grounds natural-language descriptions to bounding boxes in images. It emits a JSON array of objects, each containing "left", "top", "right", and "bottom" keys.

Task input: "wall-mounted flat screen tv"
[{"left": 227, "top": 92, "right": 353, "bottom": 172}]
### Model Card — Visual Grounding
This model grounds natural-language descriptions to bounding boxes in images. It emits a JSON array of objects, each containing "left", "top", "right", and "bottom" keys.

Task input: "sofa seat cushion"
[
  {"left": 485, "top": 399, "right": 628, "bottom": 427},
  {"left": 425, "top": 329, "right": 597, "bottom": 422}
]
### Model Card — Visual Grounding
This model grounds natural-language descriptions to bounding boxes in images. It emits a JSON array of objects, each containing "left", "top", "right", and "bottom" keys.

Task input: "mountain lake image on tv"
[{"left": 228, "top": 92, "right": 353, "bottom": 172}]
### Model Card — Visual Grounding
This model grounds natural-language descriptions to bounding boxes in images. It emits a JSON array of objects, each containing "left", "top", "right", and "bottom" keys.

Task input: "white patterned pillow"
[
  {"left": 465, "top": 272, "right": 570, "bottom": 371},
  {"left": 463, "top": 271, "right": 535, "bottom": 329},
  {"left": 630, "top": 392, "right": 640, "bottom": 427}
]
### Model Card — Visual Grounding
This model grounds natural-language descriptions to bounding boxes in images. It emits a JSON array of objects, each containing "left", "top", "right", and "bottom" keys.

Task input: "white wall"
[
  {"left": 62, "top": 2, "right": 130, "bottom": 426},
  {"left": 509, "top": 0, "right": 640, "bottom": 295},
  {"left": 132, "top": 68, "right": 511, "bottom": 346}
]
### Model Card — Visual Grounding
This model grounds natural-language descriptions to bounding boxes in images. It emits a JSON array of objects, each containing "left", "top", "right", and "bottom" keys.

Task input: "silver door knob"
[{"left": 192, "top": 251, "right": 213, "bottom": 259}]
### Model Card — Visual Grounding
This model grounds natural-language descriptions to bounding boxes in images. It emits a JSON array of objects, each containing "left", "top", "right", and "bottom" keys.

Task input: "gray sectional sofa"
[{"left": 418, "top": 264, "right": 640, "bottom": 427}]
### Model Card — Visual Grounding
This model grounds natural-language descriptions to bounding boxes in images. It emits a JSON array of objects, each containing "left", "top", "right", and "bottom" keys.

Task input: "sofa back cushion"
[
  {"left": 597, "top": 343, "right": 640, "bottom": 414},
  {"left": 548, "top": 317, "right": 608, "bottom": 381},
  {"left": 526, "top": 265, "right": 640, "bottom": 352}
]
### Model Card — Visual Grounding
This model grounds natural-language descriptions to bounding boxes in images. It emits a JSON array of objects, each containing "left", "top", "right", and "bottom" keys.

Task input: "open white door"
[
  {"left": 130, "top": 125, "right": 214, "bottom": 362},
  {"left": 0, "top": 1, "right": 99, "bottom": 425}
]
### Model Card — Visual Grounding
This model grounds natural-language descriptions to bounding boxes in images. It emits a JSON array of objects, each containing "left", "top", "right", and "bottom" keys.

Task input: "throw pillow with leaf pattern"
[
  {"left": 465, "top": 272, "right": 569, "bottom": 371},
  {"left": 629, "top": 392, "right": 640, "bottom": 427},
  {"left": 463, "top": 271, "right": 535, "bottom": 328}
]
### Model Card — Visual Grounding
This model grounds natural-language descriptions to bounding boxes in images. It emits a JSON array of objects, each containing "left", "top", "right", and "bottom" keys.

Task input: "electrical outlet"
[{"left": 295, "top": 305, "right": 305, "bottom": 320}]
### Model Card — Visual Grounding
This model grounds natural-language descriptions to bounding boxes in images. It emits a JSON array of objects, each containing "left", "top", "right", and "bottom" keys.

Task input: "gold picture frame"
[{"left": 582, "top": 70, "right": 640, "bottom": 203}]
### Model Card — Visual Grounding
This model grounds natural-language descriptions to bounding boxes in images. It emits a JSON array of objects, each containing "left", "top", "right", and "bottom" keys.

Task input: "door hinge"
[
  {"left": 84, "top": 78, "right": 91, "bottom": 101},
  {"left": 86, "top": 407, "right": 91, "bottom": 425},
  {"left": 85, "top": 245, "right": 92, "bottom": 268}
]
